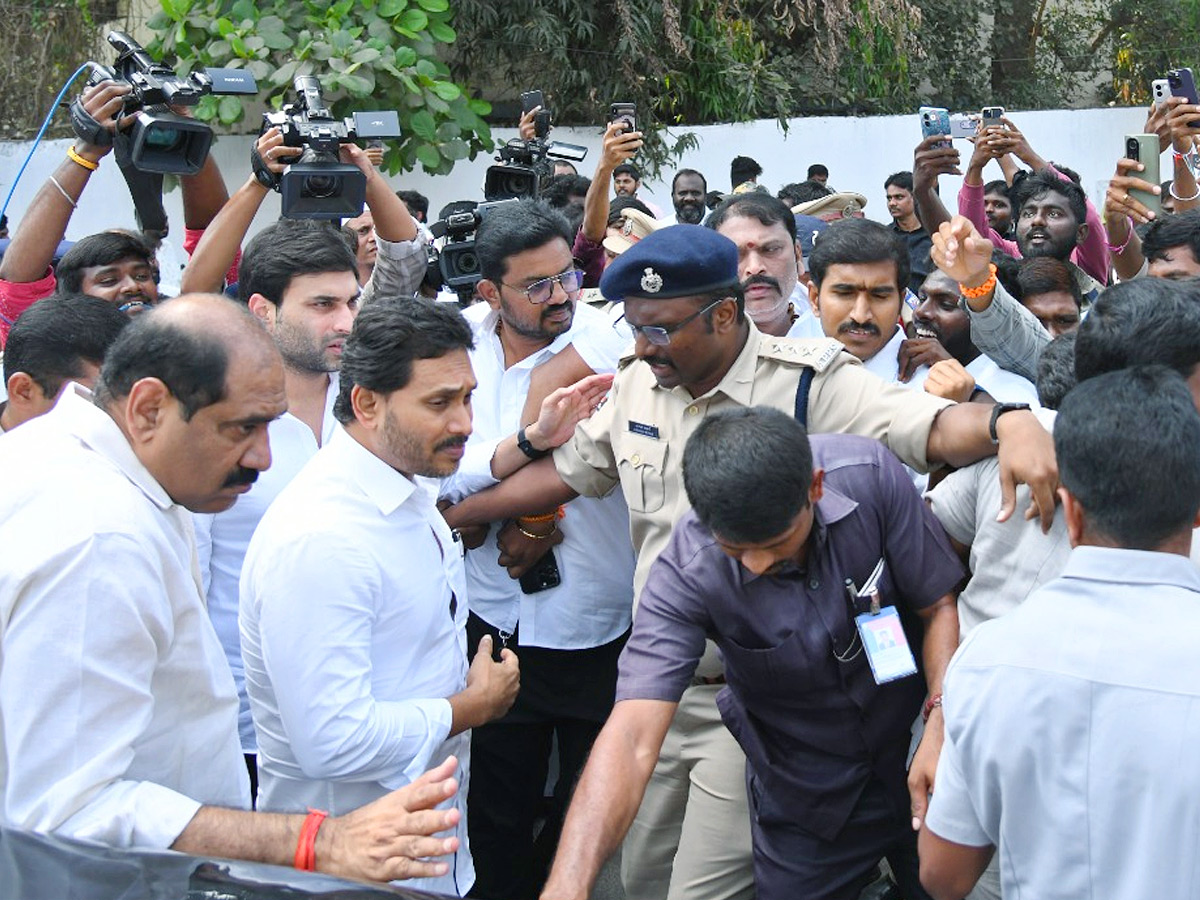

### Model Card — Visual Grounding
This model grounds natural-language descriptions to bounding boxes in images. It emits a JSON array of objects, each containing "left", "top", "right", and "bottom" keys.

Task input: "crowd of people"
[{"left": 1, "top": 72, "right": 1200, "bottom": 900}]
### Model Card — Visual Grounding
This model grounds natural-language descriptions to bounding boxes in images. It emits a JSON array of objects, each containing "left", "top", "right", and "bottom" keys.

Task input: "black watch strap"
[
  {"left": 988, "top": 402, "right": 1031, "bottom": 444},
  {"left": 517, "top": 426, "right": 549, "bottom": 460}
]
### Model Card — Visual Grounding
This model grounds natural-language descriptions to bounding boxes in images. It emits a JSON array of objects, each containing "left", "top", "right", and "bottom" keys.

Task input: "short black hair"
[
  {"left": 1142, "top": 208, "right": 1200, "bottom": 264},
  {"left": 777, "top": 180, "right": 832, "bottom": 207},
  {"left": 613, "top": 162, "right": 642, "bottom": 181},
  {"left": 1035, "top": 330, "right": 1077, "bottom": 410},
  {"left": 542, "top": 173, "right": 592, "bottom": 209},
  {"left": 1011, "top": 171, "right": 1087, "bottom": 229},
  {"left": 1074, "top": 277, "right": 1200, "bottom": 382},
  {"left": 808, "top": 218, "right": 909, "bottom": 294},
  {"left": 992, "top": 249, "right": 1023, "bottom": 300},
  {"left": 683, "top": 407, "right": 814, "bottom": 544},
  {"left": 1056, "top": 365, "right": 1200, "bottom": 549},
  {"left": 94, "top": 300, "right": 238, "bottom": 420},
  {"left": 806, "top": 164, "right": 829, "bottom": 179},
  {"left": 706, "top": 192, "right": 797, "bottom": 242},
  {"left": 4, "top": 294, "right": 129, "bottom": 396},
  {"left": 56, "top": 232, "right": 154, "bottom": 294},
  {"left": 983, "top": 180, "right": 1010, "bottom": 199},
  {"left": 606, "top": 196, "right": 655, "bottom": 228},
  {"left": 730, "top": 156, "right": 762, "bottom": 186},
  {"left": 672, "top": 169, "right": 707, "bottom": 192},
  {"left": 1017, "top": 256, "right": 1082, "bottom": 309},
  {"left": 238, "top": 219, "right": 358, "bottom": 308},
  {"left": 475, "top": 200, "right": 573, "bottom": 283},
  {"left": 396, "top": 189, "right": 429, "bottom": 219},
  {"left": 334, "top": 296, "right": 474, "bottom": 424},
  {"left": 884, "top": 171, "right": 914, "bottom": 193}
]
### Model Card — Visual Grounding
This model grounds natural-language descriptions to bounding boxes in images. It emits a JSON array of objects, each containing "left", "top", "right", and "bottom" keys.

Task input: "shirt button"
[
  {"left": 688, "top": 406, "right": 699, "bottom": 416},
  {"left": 631, "top": 453, "right": 641, "bottom": 465},
  {"left": 809, "top": 578, "right": 820, "bottom": 590}
]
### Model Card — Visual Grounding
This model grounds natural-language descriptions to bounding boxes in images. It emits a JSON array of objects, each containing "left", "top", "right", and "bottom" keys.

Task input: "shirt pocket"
[
  {"left": 720, "top": 628, "right": 841, "bottom": 693},
  {"left": 616, "top": 437, "right": 667, "bottom": 514}
]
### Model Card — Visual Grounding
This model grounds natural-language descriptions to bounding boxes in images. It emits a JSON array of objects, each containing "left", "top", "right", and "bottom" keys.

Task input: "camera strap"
[
  {"left": 68, "top": 98, "right": 114, "bottom": 148},
  {"left": 112, "top": 131, "right": 168, "bottom": 235},
  {"left": 251, "top": 145, "right": 281, "bottom": 192}
]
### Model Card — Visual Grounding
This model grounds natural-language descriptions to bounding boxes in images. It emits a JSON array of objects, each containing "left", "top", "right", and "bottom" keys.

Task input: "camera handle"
[{"left": 68, "top": 96, "right": 114, "bottom": 148}]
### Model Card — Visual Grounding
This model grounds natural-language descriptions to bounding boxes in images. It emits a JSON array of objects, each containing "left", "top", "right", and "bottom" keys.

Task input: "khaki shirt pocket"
[{"left": 616, "top": 438, "right": 667, "bottom": 513}]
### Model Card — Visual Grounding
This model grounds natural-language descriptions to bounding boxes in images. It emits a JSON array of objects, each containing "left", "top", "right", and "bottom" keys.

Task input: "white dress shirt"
[
  {"left": 785, "top": 284, "right": 824, "bottom": 340},
  {"left": 860, "top": 326, "right": 930, "bottom": 389},
  {"left": 966, "top": 354, "right": 1041, "bottom": 407},
  {"left": 0, "top": 389, "right": 247, "bottom": 848},
  {"left": 240, "top": 426, "right": 472, "bottom": 896},
  {"left": 194, "top": 375, "right": 340, "bottom": 751},
  {"left": 441, "top": 302, "right": 635, "bottom": 648}
]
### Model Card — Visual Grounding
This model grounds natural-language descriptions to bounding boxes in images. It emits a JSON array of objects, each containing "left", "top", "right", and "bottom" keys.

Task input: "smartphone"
[
  {"left": 919, "top": 106, "right": 951, "bottom": 146},
  {"left": 1125, "top": 133, "right": 1161, "bottom": 216},
  {"left": 949, "top": 114, "right": 980, "bottom": 139},
  {"left": 1169, "top": 69, "right": 1200, "bottom": 127},
  {"left": 609, "top": 101, "right": 637, "bottom": 135},
  {"left": 1152, "top": 78, "right": 1171, "bottom": 108},
  {"left": 519, "top": 550, "right": 562, "bottom": 594},
  {"left": 981, "top": 105, "right": 1005, "bottom": 122},
  {"left": 520, "top": 90, "right": 545, "bottom": 114}
]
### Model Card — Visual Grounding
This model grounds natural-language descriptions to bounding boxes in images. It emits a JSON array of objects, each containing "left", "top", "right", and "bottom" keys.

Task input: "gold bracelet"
[
  {"left": 66, "top": 146, "right": 99, "bottom": 172},
  {"left": 516, "top": 524, "right": 557, "bottom": 540},
  {"left": 959, "top": 263, "right": 997, "bottom": 299}
]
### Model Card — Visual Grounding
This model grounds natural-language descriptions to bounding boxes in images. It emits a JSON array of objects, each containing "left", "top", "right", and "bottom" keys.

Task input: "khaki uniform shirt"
[{"left": 553, "top": 323, "right": 955, "bottom": 599}]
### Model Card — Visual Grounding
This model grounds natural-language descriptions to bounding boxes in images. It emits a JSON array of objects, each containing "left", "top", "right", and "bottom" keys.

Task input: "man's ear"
[
  {"left": 247, "top": 293, "right": 277, "bottom": 327},
  {"left": 123, "top": 377, "right": 172, "bottom": 445},
  {"left": 5, "top": 372, "right": 43, "bottom": 409},
  {"left": 808, "top": 468, "right": 825, "bottom": 506},
  {"left": 351, "top": 384, "right": 382, "bottom": 429},
  {"left": 1076, "top": 221, "right": 1089, "bottom": 246},
  {"left": 476, "top": 278, "right": 503, "bottom": 312},
  {"left": 807, "top": 279, "right": 820, "bottom": 316},
  {"left": 1059, "top": 486, "right": 1085, "bottom": 548}
]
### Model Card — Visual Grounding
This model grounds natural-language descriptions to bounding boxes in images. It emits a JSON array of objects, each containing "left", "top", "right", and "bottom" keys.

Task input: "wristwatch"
[
  {"left": 988, "top": 402, "right": 1031, "bottom": 444},
  {"left": 516, "top": 425, "right": 549, "bottom": 460}
]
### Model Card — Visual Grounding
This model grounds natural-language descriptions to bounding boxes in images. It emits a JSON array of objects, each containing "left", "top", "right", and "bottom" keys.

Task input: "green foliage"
[
  {"left": 144, "top": 0, "right": 493, "bottom": 175},
  {"left": 1106, "top": 0, "right": 1200, "bottom": 105}
]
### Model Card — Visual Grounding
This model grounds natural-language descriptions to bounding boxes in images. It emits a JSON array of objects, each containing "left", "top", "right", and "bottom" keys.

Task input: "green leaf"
[
  {"left": 394, "top": 46, "right": 417, "bottom": 67},
  {"left": 351, "top": 46, "right": 381, "bottom": 64},
  {"left": 415, "top": 143, "right": 442, "bottom": 169},
  {"left": 230, "top": 0, "right": 254, "bottom": 21},
  {"left": 208, "top": 39, "right": 231, "bottom": 59},
  {"left": 330, "top": 29, "right": 354, "bottom": 52},
  {"left": 217, "top": 94, "right": 244, "bottom": 124},
  {"left": 216, "top": 16, "right": 234, "bottom": 35},
  {"left": 377, "top": 0, "right": 406, "bottom": 16},
  {"left": 257, "top": 14, "right": 285, "bottom": 33},
  {"left": 247, "top": 59, "right": 271, "bottom": 80},
  {"left": 430, "top": 81, "right": 460, "bottom": 101},
  {"left": 195, "top": 94, "right": 219, "bottom": 121},
  {"left": 398, "top": 8, "right": 428, "bottom": 31},
  {"left": 229, "top": 35, "right": 248, "bottom": 57},
  {"left": 341, "top": 72, "right": 374, "bottom": 94},
  {"left": 262, "top": 30, "right": 293, "bottom": 50},
  {"left": 416, "top": 0, "right": 449, "bottom": 10},
  {"left": 442, "top": 138, "right": 469, "bottom": 160},
  {"left": 244, "top": 34, "right": 265, "bottom": 51},
  {"left": 393, "top": 26, "right": 418, "bottom": 39},
  {"left": 409, "top": 109, "right": 437, "bottom": 139},
  {"left": 436, "top": 121, "right": 460, "bottom": 141},
  {"left": 414, "top": 58, "right": 436, "bottom": 77},
  {"left": 468, "top": 98, "right": 492, "bottom": 115},
  {"left": 423, "top": 93, "right": 449, "bottom": 114},
  {"left": 269, "top": 58, "right": 301, "bottom": 87},
  {"left": 428, "top": 21, "right": 456, "bottom": 43}
]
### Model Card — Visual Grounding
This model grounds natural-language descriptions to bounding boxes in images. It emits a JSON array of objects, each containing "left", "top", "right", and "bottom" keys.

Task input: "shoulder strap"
[{"left": 793, "top": 366, "right": 815, "bottom": 428}]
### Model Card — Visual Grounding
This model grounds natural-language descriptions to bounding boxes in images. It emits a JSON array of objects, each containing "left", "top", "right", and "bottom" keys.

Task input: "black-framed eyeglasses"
[
  {"left": 500, "top": 269, "right": 585, "bottom": 305},
  {"left": 616, "top": 298, "right": 725, "bottom": 346}
]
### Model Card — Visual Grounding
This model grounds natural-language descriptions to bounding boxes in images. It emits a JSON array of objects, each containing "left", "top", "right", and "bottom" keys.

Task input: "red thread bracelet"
[
  {"left": 294, "top": 808, "right": 329, "bottom": 871},
  {"left": 922, "top": 693, "right": 943, "bottom": 723}
]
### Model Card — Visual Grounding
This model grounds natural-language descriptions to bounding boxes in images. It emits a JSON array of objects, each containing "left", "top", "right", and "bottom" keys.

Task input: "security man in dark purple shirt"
[{"left": 542, "top": 407, "right": 964, "bottom": 900}]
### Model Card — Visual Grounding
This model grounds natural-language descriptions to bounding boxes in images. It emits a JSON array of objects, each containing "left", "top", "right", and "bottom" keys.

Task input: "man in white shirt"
[
  {"left": 194, "top": 220, "right": 361, "bottom": 792},
  {"left": 241, "top": 297, "right": 603, "bottom": 896},
  {"left": 904, "top": 269, "right": 1039, "bottom": 407},
  {"left": 0, "top": 294, "right": 463, "bottom": 882},
  {"left": 451, "top": 201, "right": 637, "bottom": 899},
  {"left": 920, "top": 365, "right": 1200, "bottom": 900},
  {"left": 706, "top": 193, "right": 824, "bottom": 340}
]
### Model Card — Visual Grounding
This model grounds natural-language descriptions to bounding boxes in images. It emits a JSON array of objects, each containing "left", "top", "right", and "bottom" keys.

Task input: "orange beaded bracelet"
[{"left": 959, "top": 263, "right": 997, "bottom": 299}]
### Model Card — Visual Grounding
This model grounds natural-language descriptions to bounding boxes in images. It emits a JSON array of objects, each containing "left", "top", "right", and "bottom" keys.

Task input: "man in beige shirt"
[{"left": 444, "top": 224, "right": 1057, "bottom": 900}]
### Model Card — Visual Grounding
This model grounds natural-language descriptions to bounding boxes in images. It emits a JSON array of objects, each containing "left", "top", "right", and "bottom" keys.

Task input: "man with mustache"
[
  {"left": 0, "top": 295, "right": 464, "bottom": 882},
  {"left": 455, "top": 201, "right": 636, "bottom": 900},
  {"left": 193, "top": 218, "right": 363, "bottom": 795},
  {"left": 240, "top": 298, "right": 526, "bottom": 896},
  {"left": 708, "top": 192, "right": 823, "bottom": 339}
]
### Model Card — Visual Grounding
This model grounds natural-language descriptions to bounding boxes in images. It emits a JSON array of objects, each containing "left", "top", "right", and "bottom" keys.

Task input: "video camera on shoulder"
[
  {"left": 73, "top": 31, "right": 257, "bottom": 175},
  {"left": 427, "top": 199, "right": 518, "bottom": 305},
  {"left": 483, "top": 88, "right": 587, "bottom": 202},
  {"left": 262, "top": 76, "right": 401, "bottom": 219}
]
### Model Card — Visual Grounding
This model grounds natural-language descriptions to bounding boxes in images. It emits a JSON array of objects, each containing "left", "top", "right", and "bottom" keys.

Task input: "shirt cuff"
[
  {"left": 376, "top": 698, "right": 454, "bottom": 791},
  {"left": 457, "top": 436, "right": 503, "bottom": 495},
  {"left": 376, "top": 232, "right": 427, "bottom": 257},
  {"left": 58, "top": 779, "right": 205, "bottom": 850}
]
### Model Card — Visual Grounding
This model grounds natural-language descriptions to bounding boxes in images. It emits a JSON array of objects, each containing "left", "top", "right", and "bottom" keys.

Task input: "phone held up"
[
  {"left": 609, "top": 102, "right": 637, "bottom": 135},
  {"left": 1124, "top": 133, "right": 1162, "bottom": 217}
]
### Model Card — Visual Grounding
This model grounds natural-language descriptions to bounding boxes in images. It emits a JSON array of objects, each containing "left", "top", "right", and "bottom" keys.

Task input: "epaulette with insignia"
[{"left": 757, "top": 337, "right": 846, "bottom": 373}]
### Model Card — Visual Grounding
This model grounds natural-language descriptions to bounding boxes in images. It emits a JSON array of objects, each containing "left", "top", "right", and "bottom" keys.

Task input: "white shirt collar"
[{"left": 329, "top": 425, "right": 418, "bottom": 516}]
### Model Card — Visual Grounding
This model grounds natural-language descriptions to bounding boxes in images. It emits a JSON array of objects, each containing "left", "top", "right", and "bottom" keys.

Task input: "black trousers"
[
  {"left": 466, "top": 612, "right": 628, "bottom": 900},
  {"left": 749, "top": 772, "right": 933, "bottom": 900}
]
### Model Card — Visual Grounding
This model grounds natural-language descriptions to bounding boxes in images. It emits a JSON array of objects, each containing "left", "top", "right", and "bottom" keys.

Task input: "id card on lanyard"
[{"left": 847, "top": 559, "right": 918, "bottom": 684}]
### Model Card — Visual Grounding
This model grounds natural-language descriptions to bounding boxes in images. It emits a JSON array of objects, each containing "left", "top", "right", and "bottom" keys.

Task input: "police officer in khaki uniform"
[{"left": 443, "top": 224, "right": 1058, "bottom": 900}]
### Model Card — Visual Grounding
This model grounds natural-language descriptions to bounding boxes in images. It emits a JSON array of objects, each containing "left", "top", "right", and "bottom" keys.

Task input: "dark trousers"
[
  {"left": 749, "top": 773, "right": 933, "bottom": 900},
  {"left": 466, "top": 612, "right": 627, "bottom": 900}
]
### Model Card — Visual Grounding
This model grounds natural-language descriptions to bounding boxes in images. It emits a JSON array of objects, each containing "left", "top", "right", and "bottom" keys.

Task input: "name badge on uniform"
[
  {"left": 628, "top": 420, "right": 660, "bottom": 439},
  {"left": 856, "top": 607, "right": 917, "bottom": 684}
]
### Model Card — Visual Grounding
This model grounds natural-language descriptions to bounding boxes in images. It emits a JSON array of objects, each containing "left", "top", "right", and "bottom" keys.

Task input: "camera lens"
[
  {"left": 144, "top": 124, "right": 186, "bottom": 152},
  {"left": 303, "top": 174, "right": 340, "bottom": 198},
  {"left": 456, "top": 250, "right": 479, "bottom": 275}
]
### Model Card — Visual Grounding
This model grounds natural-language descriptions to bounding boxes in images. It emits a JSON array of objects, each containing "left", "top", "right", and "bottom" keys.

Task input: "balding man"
[{"left": 0, "top": 295, "right": 462, "bottom": 883}]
